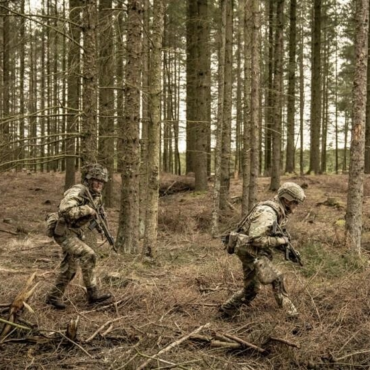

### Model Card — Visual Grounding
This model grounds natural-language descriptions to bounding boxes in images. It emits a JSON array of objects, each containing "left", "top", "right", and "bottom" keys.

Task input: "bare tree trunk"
[
  {"left": 1, "top": 1, "right": 10, "bottom": 168},
  {"left": 81, "top": 0, "right": 98, "bottom": 164},
  {"left": 186, "top": 0, "right": 197, "bottom": 174},
  {"left": 242, "top": 0, "right": 251, "bottom": 215},
  {"left": 220, "top": 0, "right": 233, "bottom": 210},
  {"left": 346, "top": 0, "right": 369, "bottom": 254},
  {"left": 40, "top": 1, "right": 46, "bottom": 172},
  {"left": 299, "top": 11, "right": 304, "bottom": 176},
  {"left": 343, "top": 112, "right": 349, "bottom": 172},
  {"left": 53, "top": 4, "right": 59, "bottom": 171},
  {"left": 116, "top": 2, "right": 125, "bottom": 172},
  {"left": 335, "top": 4, "right": 339, "bottom": 175},
  {"left": 270, "top": 0, "right": 284, "bottom": 191},
  {"left": 116, "top": 0, "right": 143, "bottom": 254},
  {"left": 19, "top": 0, "right": 25, "bottom": 168},
  {"left": 235, "top": 0, "right": 244, "bottom": 180},
  {"left": 365, "top": 0, "right": 370, "bottom": 173},
  {"left": 194, "top": 0, "right": 210, "bottom": 191},
  {"left": 211, "top": 0, "right": 226, "bottom": 237},
  {"left": 139, "top": 0, "right": 149, "bottom": 238},
  {"left": 65, "top": 0, "right": 81, "bottom": 190},
  {"left": 285, "top": 0, "right": 296, "bottom": 173},
  {"left": 249, "top": 0, "right": 260, "bottom": 208},
  {"left": 143, "top": 0, "right": 164, "bottom": 259},
  {"left": 47, "top": 0, "right": 52, "bottom": 171},
  {"left": 61, "top": 0, "right": 67, "bottom": 172},
  {"left": 264, "top": 0, "right": 274, "bottom": 176},
  {"left": 98, "top": 0, "right": 114, "bottom": 206},
  {"left": 321, "top": 12, "right": 328, "bottom": 174},
  {"left": 309, "top": 0, "right": 321, "bottom": 174}
]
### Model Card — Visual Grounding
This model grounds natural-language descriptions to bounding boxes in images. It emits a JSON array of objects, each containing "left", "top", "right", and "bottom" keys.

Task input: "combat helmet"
[
  {"left": 81, "top": 163, "right": 109, "bottom": 183},
  {"left": 277, "top": 182, "right": 305, "bottom": 203}
]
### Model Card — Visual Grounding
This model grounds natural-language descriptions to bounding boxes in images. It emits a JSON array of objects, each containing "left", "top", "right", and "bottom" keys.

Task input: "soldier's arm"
[
  {"left": 248, "top": 207, "right": 288, "bottom": 248},
  {"left": 59, "top": 186, "right": 95, "bottom": 221}
]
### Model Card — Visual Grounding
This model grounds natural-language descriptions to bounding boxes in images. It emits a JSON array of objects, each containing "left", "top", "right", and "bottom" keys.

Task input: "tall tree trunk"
[
  {"left": 299, "top": 13, "right": 304, "bottom": 175},
  {"left": 270, "top": 0, "right": 284, "bottom": 191},
  {"left": 343, "top": 112, "right": 349, "bottom": 172},
  {"left": 47, "top": 0, "right": 52, "bottom": 171},
  {"left": 211, "top": 0, "right": 226, "bottom": 237},
  {"left": 309, "top": 0, "right": 321, "bottom": 174},
  {"left": 220, "top": 0, "right": 233, "bottom": 210},
  {"left": 62, "top": 0, "right": 67, "bottom": 172},
  {"left": 143, "top": 0, "right": 164, "bottom": 259},
  {"left": 264, "top": 0, "right": 274, "bottom": 176},
  {"left": 53, "top": 4, "right": 59, "bottom": 171},
  {"left": 320, "top": 12, "right": 328, "bottom": 174},
  {"left": 1, "top": 1, "right": 10, "bottom": 168},
  {"left": 98, "top": 0, "right": 114, "bottom": 206},
  {"left": 186, "top": 0, "right": 197, "bottom": 174},
  {"left": 194, "top": 0, "right": 210, "bottom": 191},
  {"left": 81, "top": 0, "right": 98, "bottom": 164},
  {"left": 235, "top": 0, "right": 244, "bottom": 180},
  {"left": 116, "top": 2, "right": 125, "bottom": 172},
  {"left": 139, "top": 0, "right": 149, "bottom": 238},
  {"left": 249, "top": 0, "right": 260, "bottom": 208},
  {"left": 346, "top": 0, "right": 369, "bottom": 254},
  {"left": 19, "top": 0, "right": 25, "bottom": 167},
  {"left": 65, "top": 0, "right": 81, "bottom": 190},
  {"left": 285, "top": 0, "right": 297, "bottom": 173},
  {"left": 116, "top": 0, "right": 143, "bottom": 254},
  {"left": 242, "top": 0, "right": 251, "bottom": 215},
  {"left": 365, "top": 0, "right": 370, "bottom": 173}
]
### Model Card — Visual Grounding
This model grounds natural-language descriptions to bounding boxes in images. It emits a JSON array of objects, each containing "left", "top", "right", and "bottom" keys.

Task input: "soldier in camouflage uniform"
[
  {"left": 220, "top": 182, "right": 306, "bottom": 318},
  {"left": 46, "top": 163, "right": 112, "bottom": 309}
]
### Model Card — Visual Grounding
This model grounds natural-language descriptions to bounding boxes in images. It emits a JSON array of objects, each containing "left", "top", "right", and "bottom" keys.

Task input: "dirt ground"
[{"left": 1, "top": 171, "right": 370, "bottom": 369}]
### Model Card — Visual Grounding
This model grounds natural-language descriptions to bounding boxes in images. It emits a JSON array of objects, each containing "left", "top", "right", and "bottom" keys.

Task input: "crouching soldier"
[
  {"left": 220, "top": 182, "right": 306, "bottom": 318},
  {"left": 46, "top": 163, "right": 112, "bottom": 309}
]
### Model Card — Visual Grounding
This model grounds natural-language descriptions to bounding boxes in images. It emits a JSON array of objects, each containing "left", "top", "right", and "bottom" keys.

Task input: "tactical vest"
[{"left": 236, "top": 199, "right": 286, "bottom": 236}]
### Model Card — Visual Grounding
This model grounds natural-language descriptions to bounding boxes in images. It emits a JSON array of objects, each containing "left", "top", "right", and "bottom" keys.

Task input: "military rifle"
[
  {"left": 85, "top": 189, "right": 117, "bottom": 253},
  {"left": 272, "top": 221, "right": 303, "bottom": 266}
]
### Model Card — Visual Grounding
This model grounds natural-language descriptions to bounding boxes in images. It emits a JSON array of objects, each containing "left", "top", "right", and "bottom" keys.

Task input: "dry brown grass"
[{"left": 1, "top": 172, "right": 370, "bottom": 369}]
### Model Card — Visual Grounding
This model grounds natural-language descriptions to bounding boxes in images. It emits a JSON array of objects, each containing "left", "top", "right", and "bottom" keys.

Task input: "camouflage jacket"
[
  {"left": 237, "top": 197, "right": 288, "bottom": 249},
  {"left": 59, "top": 184, "right": 102, "bottom": 229}
]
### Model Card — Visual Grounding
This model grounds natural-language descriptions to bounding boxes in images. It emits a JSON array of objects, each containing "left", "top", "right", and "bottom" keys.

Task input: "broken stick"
[{"left": 137, "top": 322, "right": 210, "bottom": 370}]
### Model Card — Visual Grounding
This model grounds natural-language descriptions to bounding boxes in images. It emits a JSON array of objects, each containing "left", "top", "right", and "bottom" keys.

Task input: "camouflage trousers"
[
  {"left": 221, "top": 254, "right": 298, "bottom": 317},
  {"left": 48, "top": 229, "right": 97, "bottom": 298}
]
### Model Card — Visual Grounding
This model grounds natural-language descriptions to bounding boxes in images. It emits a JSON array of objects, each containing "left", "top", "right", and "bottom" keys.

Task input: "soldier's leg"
[
  {"left": 242, "top": 262, "right": 261, "bottom": 304},
  {"left": 57, "top": 233, "right": 97, "bottom": 288},
  {"left": 58, "top": 233, "right": 111, "bottom": 303},
  {"left": 271, "top": 275, "right": 298, "bottom": 317},
  {"left": 47, "top": 241, "right": 78, "bottom": 309},
  {"left": 220, "top": 262, "right": 258, "bottom": 316}
]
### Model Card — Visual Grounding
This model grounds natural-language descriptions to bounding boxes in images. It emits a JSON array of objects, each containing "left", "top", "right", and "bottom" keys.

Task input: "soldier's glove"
[
  {"left": 276, "top": 236, "right": 290, "bottom": 246},
  {"left": 221, "top": 231, "right": 239, "bottom": 254}
]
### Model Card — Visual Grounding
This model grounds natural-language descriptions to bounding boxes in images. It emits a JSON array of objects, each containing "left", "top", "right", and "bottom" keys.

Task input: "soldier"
[
  {"left": 46, "top": 163, "right": 112, "bottom": 309},
  {"left": 220, "top": 182, "right": 306, "bottom": 318}
]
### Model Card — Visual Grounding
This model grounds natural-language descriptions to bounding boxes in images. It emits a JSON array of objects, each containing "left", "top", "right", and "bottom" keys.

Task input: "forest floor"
[{"left": 1, "top": 171, "right": 370, "bottom": 369}]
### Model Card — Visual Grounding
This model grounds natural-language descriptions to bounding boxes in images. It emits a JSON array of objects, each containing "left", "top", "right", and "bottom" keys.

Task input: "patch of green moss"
[{"left": 299, "top": 242, "right": 367, "bottom": 279}]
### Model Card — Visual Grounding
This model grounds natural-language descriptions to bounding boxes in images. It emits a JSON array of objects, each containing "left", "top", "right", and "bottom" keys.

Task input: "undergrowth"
[{"left": 300, "top": 242, "right": 368, "bottom": 279}]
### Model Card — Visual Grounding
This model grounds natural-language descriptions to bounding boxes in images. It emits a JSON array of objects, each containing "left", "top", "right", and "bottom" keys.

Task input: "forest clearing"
[{"left": 1, "top": 171, "right": 370, "bottom": 369}]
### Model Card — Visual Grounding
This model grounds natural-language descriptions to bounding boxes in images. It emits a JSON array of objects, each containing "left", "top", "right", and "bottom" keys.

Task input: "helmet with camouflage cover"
[
  {"left": 277, "top": 182, "right": 305, "bottom": 203},
  {"left": 82, "top": 163, "right": 109, "bottom": 184}
]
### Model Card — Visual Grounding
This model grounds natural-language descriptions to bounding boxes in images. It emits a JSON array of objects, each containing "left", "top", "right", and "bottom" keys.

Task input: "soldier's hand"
[
  {"left": 277, "top": 236, "right": 290, "bottom": 245},
  {"left": 88, "top": 206, "right": 97, "bottom": 217}
]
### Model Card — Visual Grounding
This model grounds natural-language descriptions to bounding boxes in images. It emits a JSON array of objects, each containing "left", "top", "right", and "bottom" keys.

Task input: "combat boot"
[
  {"left": 87, "top": 286, "right": 111, "bottom": 304},
  {"left": 46, "top": 295, "right": 66, "bottom": 310},
  {"left": 46, "top": 284, "right": 66, "bottom": 310}
]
